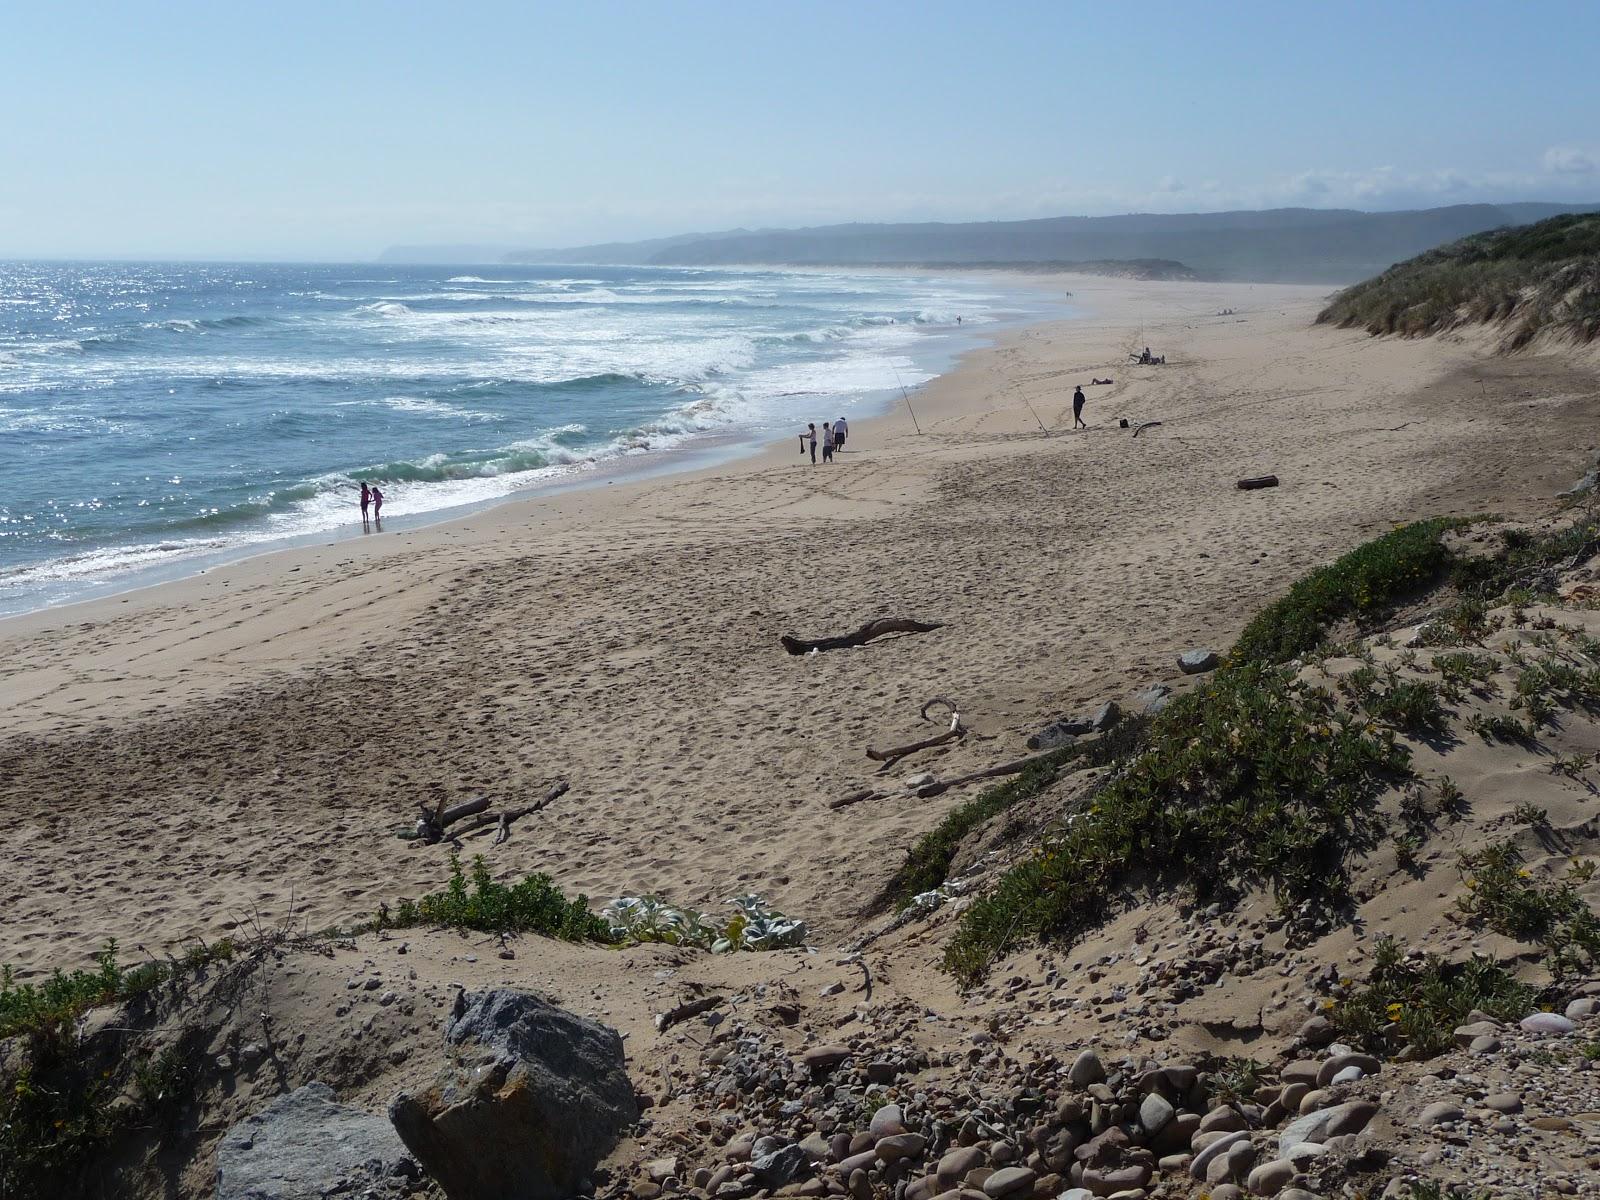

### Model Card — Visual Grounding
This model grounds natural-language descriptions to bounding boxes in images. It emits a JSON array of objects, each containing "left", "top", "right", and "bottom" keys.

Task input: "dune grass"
[{"left": 1318, "top": 212, "right": 1600, "bottom": 348}]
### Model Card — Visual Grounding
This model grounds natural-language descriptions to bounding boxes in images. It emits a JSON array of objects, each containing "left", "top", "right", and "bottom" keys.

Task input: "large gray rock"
[
  {"left": 389, "top": 988, "right": 637, "bottom": 1200},
  {"left": 1278, "top": 1099, "right": 1376, "bottom": 1156},
  {"left": 1178, "top": 649, "right": 1220, "bottom": 675},
  {"left": 217, "top": 1082, "right": 425, "bottom": 1200}
]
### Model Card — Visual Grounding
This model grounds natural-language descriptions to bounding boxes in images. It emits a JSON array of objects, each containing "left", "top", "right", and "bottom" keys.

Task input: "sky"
[{"left": 2, "top": 0, "right": 1598, "bottom": 260}]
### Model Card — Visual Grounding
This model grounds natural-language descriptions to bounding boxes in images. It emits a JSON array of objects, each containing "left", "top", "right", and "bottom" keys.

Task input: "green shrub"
[
  {"left": 886, "top": 717, "right": 1146, "bottom": 906},
  {"left": 378, "top": 855, "right": 612, "bottom": 943},
  {"left": 1457, "top": 842, "right": 1600, "bottom": 975},
  {"left": 1327, "top": 934, "right": 1538, "bottom": 1058},
  {"left": 1231, "top": 519, "right": 1463, "bottom": 665},
  {"left": 943, "top": 664, "right": 1410, "bottom": 982}
]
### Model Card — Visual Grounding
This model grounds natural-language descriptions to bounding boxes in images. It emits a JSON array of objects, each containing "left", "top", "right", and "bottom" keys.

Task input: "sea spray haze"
[{"left": 0, "top": 262, "right": 1045, "bottom": 612}]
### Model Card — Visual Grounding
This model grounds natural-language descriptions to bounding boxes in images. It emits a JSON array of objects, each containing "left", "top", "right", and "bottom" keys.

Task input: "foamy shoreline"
[{"left": 0, "top": 269, "right": 1065, "bottom": 620}]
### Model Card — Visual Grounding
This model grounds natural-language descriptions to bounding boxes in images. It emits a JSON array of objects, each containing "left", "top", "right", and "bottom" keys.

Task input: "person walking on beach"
[
  {"left": 801, "top": 422, "right": 817, "bottom": 464},
  {"left": 822, "top": 421, "right": 835, "bottom": 463},
  {"left": 359, "top": 481, "right": 371, "bottom": 524},
  {"left": 834, "top": 416, "right": 848, "bottom": 450},
  {"left": 1072, "top": 385, "right": 1088, "bottom": 429},
  {"left": 371, "top": 485, "right": 384, "bottom": 523}
]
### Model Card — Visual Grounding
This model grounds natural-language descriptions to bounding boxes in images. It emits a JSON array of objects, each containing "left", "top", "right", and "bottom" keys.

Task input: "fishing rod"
[
  {"left": 1018, "top": 385, "right": 1049, "bottom": 436},
  {"left": 892, "top": 365, "right": 923, "bottom": 435}
]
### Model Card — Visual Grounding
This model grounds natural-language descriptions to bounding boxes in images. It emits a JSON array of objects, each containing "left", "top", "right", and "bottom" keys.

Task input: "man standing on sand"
[
  {"left": 801, "top": 423, "right": 817, "bottom": 464},
  {"left": 1072, "top": 385, "right": 1088, "bottom": 429},
  {"left": 822, "top": 421, "right": 835, "bottom": 463},
  {"left": 834, "top": 416, "right": 848, "bottom": 450}
]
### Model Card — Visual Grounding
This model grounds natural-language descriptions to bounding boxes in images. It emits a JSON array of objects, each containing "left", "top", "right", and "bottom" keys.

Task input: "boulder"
[
  {"left": 870, "top": 1103, "right": 908, "bottom": 1137},
  {"left": 1189, "top": 1130, "right": 1249, "bottom": 1179},
  {"left": 389, "top": 988, "right": 637, "bottom": 1200},
  {"left": 1278, "top": 1100, "right": 1376, "bottom": 1156},
  {"left": 1067, "top": 1048, "right": 1106, "bottom": 1087},
  {"left": 1135, "top": 684, "right": 1172, "bottom": 714},
  {"left": 1027, "top": 720, "right": 1089, "bottom": 751},
  {"left": 217, "top": 1082, "right": 424, "bottom": 1200},
  {"left": 1246, "top": 1158, "right": 1297, "bottom": 1196},
  {"left": 875, "top": 1133, "right": 926, "bottom": 1163},
  {"left": 1178, "top": 649, "right": 1220, "bottom": 675},
  {"left": 1090, "top": 701, "right": 1121, "bottom": 732},
  {"left": 1077, "top": 1163, "right": 1150, "bottom": 1197},
  {"left": 1315, "top": 1053, "right": 1379, "bottom": 1087},
  {"left": 1138, "top": 1092, "right": 1176, "bottom": 1137},
  {"left": 753, "top": 1144, "right": 810, "bottom": 1189},
  {"left": 1520, "top": 1012, "right": 1576, "bottom": 1036},
  {"left": 980, "top": 1166, "right": 1036, "bottom": 1198}
]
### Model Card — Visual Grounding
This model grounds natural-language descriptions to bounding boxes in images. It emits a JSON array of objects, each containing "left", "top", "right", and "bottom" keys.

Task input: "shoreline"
[
  {"left": 0, "top": 270, "right": 1067, "bottom": 622},
  {"left": 4, "top": 274, "right": 1598, "bottom": 974}
]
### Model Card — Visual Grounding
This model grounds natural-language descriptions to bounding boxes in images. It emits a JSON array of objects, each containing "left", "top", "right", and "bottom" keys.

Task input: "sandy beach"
[{"left": 4, "top": 273, "right": 1597, "bottom": 976}]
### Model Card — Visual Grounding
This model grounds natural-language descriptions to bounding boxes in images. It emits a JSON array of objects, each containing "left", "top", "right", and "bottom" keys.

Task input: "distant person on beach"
[
  {"left": 834, "top": 416, "right": 848, "bottom": 449},
  {"left": 371, "top": 485, "right": 384, "bottom": 523},
  {"left": 359, "top": 481, "right": 371, "bottom": 523},
  {"left": 801, "top": 423, "right": 817, "bottom": 464},
  {"left": 822, "top": 422, "right": 835, "bottom": 463},
  {"left": 1073, "top": 385, "right": 1088, "bottom": 429}
]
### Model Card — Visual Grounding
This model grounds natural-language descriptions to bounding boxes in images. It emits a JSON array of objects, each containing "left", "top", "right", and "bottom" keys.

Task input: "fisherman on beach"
[{"left": 801, "top": 423, "right": 817, "bottom": 464}]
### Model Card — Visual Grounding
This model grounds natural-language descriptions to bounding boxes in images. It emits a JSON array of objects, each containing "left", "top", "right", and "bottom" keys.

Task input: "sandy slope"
[{"left": 2, "top": 275, "right": 1597, "bottom": 975}]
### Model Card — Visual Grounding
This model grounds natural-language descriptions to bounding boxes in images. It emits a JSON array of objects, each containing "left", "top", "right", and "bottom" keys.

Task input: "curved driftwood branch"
[
  {"left": 782, "top": 617, "right": 943, "bottom": 656},
  {"left": 867, "top": 727, "right": 964, "bottom": 771},
  {"left": 1131, "top": 420, "right": 1163, "bottom": 438}
]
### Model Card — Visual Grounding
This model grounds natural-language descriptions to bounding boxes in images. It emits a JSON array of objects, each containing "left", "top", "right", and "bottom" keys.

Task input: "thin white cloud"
[{"left": 1544, "top": 146, "right": 1598, "bottom": 175}]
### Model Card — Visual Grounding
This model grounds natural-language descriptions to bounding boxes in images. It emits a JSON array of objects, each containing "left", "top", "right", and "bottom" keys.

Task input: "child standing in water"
[
  {"left": 371, "top": 485, "right": 384, "bottom": 523},
  {"left": 359, "top": 481, "right": 371, "bottom": 523}
]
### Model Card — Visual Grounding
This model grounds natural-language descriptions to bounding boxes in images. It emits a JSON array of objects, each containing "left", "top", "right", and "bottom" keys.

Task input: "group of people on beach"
[
  {"left": 358, "top": 481, "right": 384, "bottom": 527},
  {"left": 800, "top": 416, "right": 849, "bottom": 464}
]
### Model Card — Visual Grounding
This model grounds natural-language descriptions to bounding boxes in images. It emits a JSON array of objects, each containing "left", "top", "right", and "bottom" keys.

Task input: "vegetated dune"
[{"left": 1319, "top": 212, "right": 1600, "bottom": 350}]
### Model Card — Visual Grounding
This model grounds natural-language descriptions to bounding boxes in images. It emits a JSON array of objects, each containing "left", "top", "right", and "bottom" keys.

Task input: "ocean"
[{"left": 0, "top": 262, "right": 1052, "bottom": 614}]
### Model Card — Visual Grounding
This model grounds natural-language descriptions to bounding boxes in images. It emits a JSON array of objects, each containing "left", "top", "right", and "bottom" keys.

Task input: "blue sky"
[{"left": 3, "top": 0, "right": 1597, "bottom": 259}]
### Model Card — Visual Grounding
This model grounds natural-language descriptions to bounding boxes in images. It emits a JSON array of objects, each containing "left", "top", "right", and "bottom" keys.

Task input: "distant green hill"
[
  {"left": 480, "top": 203, "right": 1600, "bottom": 284},
  {"left": 1318, "top": 212, "right": 1600, "bottom": 349}
]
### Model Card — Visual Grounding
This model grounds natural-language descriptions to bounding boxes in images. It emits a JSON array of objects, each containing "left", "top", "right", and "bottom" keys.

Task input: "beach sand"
[{"left": 4, "top": 274, "right": 1597, "bottom": 975}]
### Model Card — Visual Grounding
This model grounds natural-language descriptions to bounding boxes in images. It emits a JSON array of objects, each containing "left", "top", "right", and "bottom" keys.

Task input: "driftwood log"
[
  {"left": 1237, "top": 475, "right": 1280, "bottom": 490},
  {"left": 1131, "top": 420, "right": 1163, "bottom": 438},
  {"left": 829, "top": 787, "right": 890, "bottom": 811},
  {"left": 656, "top": 994, "right": 725, "bottom": 1033},
  {"left": 782, "top": 617, "right": 942, "bottom": 656},
  {"left": 415, "top": 781, "right": 569, "bottom": 845},
  {"left": 415, "top": 795, "right": 491, "bottom": 844},
  {"left": 458, "top": 780, "right": 571, "bottom": 844},
  {"left": 914, "top": 749, "right": 1060, "bottom": 799}
]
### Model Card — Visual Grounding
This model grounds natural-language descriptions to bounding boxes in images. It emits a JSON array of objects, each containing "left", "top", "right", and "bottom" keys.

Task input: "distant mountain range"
[{"left": 380, "top": 203, "right": 1600, "bottom": 284}]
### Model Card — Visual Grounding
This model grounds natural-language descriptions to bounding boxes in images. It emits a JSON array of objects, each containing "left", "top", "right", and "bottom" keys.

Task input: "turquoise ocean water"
[{"left": 0, "top": 262, "right": 1053, "bottom": 613}]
